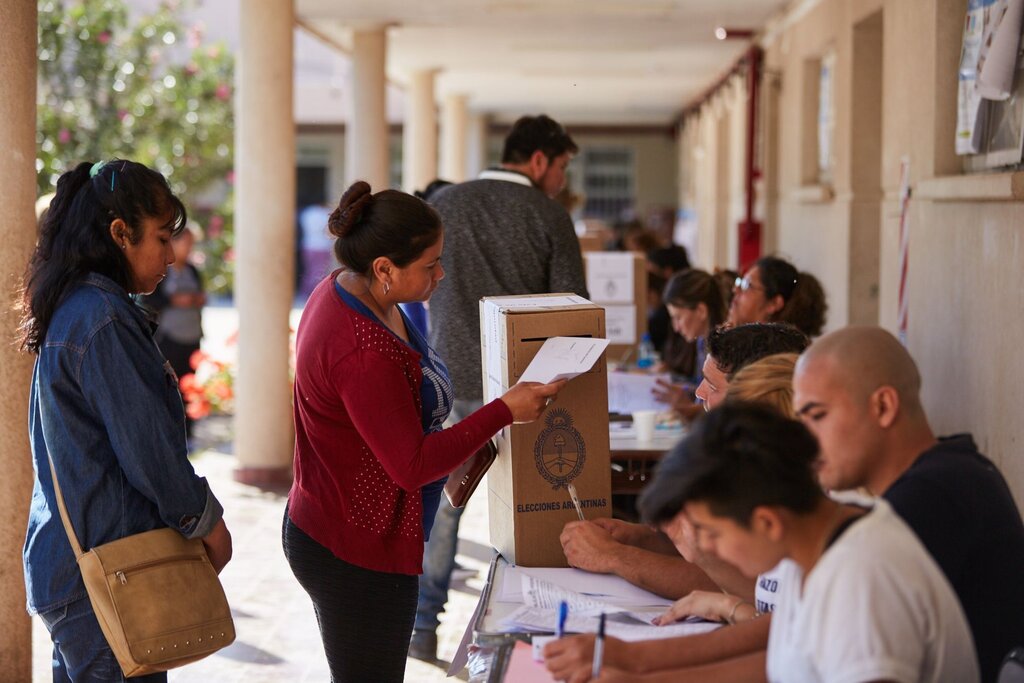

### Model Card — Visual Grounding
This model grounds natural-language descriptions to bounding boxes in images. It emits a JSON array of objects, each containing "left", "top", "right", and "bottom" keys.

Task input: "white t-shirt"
[
  {"left": 755, "top": 562, "right": 788, "bottom": 615},
  {"left": 766, "top": 499, "right": 979, "bottom": 683}
]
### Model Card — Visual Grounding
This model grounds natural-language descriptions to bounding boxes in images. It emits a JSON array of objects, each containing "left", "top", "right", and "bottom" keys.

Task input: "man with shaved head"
[{"left": 794, "top": 326, "right": 1024, "bottom": 683}]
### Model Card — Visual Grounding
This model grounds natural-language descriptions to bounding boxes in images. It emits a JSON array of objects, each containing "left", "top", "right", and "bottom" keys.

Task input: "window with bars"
[{"left": 579, "top": 147, "right": 636, "bottom": 222}]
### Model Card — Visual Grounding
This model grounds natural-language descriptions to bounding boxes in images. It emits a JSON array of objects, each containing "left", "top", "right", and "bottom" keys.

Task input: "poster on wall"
[{"left": 956, "top": 0, "right": 1024, "bottom": 155}]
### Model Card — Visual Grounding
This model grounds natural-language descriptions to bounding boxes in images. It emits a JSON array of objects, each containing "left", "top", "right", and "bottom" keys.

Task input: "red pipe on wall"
[{"left": 738, "top": 45, "right": 763, "bottom": 272}]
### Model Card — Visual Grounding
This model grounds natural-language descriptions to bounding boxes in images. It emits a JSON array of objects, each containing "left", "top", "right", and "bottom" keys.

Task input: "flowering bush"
[
  {"left": 180, "top": 349, "right": 234, "bottom": 419},
  {"left": 38, "top": 0, "right": 237, "bottom": 295},
  {"left": 177, "top": 325, "right": 295, "bottom": 419}
]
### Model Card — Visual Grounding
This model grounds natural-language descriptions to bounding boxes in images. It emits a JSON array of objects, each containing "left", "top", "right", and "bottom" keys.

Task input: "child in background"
[{"left": 146, "top": 225, "right": 206, "bottom": 438}]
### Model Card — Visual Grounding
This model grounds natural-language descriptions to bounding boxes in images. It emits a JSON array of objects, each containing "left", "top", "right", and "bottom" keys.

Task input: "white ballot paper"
[
  {"left": 607, "top": 371, "right": 672, "bottom": 414},
  {"left": 499, "top": 566, "right": 672, "bottom": 607},
  {"left": 502, "top": 605, "right": 720, "bottom": 642},
  {"left": 518, "top": 337, "right": 610, "bottom": 384},
  {"left": 499, "top": 571, "right": 718, "bottom": 641}
]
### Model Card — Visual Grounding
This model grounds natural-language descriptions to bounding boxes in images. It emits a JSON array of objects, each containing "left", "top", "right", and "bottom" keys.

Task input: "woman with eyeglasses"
[
  {"left": 652, "top": 269, "right": 727, "bottom": 420},
  {"left": 728, "top": 256, "right": 828, "bottom": 337}
]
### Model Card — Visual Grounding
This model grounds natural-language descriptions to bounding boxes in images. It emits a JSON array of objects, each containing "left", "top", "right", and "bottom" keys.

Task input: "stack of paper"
[{"left": 497, "top": 566, "right": 720, "bottom": 642}]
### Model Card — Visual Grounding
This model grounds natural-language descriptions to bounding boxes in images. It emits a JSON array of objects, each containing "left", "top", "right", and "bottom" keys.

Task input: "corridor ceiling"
[{"left": 297, "top": 0, "right": 790, "bottom": 125}]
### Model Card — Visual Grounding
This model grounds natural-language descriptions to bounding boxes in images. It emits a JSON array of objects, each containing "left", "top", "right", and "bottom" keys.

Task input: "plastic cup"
[{"left": 632, "top": 410, "right": 657, "bottom": 442}]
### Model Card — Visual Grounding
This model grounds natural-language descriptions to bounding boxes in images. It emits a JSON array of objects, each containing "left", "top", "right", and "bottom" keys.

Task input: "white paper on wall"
[
  {"left": 585, "top": 253, "right": 635, "bottom": 304},
  {"left": 978, "top": 0, "right": 1024, "bottom": 100},
  {"left": 602, "top": 305, "right": 637, "bottom": 345}
]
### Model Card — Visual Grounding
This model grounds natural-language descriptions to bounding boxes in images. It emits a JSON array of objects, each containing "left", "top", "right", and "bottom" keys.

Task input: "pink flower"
[
  {"left": 184, "top": 62, "right": 199, "bottom": 76},
  {"left": 209, "top": 214, "right": 224, "bottom": 231},
  {"left": 207, "top": 45, "right": 221, "bottom": 59},
  {"left": 117, "top": 109, "right": 129, "bottom": 121},
  {"left": 97, "top": 31, "right": 111, "bottom": 45},
  {"left": 223, "top": 248, "right": 235, "bottom": 263},
  {"left": 187, "top": 24, "right": 204, "bottom": 49},
  {"left": 58, "top": 129, "right": 71, "bottom": 144},
  {"left": 215, "top": 83, "right": 230, "bottom": 101},
  {"left": 225, "top": 170, "right": 235, "bottom": 186}
]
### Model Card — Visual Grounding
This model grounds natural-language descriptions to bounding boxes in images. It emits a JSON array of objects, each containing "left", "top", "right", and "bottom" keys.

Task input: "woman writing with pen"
[
  {"left": 652, "top": 269, "right": 727, "bottom": 419},
  {"left": 282, "top": 181, "right": 565, "bottom": 682}
]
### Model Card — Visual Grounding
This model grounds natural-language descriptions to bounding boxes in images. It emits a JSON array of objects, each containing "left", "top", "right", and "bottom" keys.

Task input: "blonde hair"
[{"left": 725, "top": 353, "right": 799, "bottom": 419}]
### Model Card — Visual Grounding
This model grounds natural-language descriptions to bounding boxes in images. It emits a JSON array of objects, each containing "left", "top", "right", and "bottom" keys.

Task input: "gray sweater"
[{"left": 427, "top": 173, "right": 588, "bottom": 402}]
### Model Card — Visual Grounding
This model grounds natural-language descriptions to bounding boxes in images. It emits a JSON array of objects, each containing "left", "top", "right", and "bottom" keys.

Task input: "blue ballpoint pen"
[
  {"left": 557, "top": 600, "right": 568, "bottom": 639},
  {"left": 592, "top": 612, "right": 606, "bottom": 678}
]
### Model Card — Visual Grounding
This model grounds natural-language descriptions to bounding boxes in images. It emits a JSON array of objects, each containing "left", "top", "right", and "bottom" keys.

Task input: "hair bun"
[{"left": 328, "top": 181, "right": 373, "bottom": 238}]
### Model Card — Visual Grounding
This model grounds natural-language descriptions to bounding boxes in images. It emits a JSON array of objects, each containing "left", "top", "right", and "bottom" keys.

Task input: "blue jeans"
[
  {"left": 414, "top": 399, "right": 481, "bottom": 632},
  {"left": 39, "top": 597, "right": 167, "bottom": 682}
]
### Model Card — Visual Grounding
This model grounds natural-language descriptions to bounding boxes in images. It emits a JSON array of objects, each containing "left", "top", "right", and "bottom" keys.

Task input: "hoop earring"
[{"left": 383, "top": 281, "right": 390, "bottom": 295}]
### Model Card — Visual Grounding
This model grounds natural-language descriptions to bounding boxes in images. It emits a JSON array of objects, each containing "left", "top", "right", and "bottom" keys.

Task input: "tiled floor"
[{"left": 31, "top": 437, "right": 493, "bottom": 682}]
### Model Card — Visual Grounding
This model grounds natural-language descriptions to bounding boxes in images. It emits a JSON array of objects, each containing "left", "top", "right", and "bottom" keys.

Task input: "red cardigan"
[{"left": 287, "top": 275, "right": 512, "bottom": 575}]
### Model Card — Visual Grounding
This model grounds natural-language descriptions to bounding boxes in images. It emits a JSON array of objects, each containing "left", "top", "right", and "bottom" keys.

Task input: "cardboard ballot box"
[
  {"left": 583, "top": 252, "right": 647, "bottom": 364},
  {"left": 480, "top": 294, "right": 612, "bottom": 567}
]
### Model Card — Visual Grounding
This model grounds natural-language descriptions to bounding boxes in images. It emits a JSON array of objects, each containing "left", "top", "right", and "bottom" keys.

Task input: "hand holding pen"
[
  {"left": 567, "top": 483, "right": 585, "bottom": 521},
  {"left": 591, "top": 612, "right": 606, "bottom": 678}
]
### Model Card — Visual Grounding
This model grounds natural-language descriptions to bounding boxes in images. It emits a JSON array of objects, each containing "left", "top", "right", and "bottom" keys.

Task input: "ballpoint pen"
[
  {"left": 592, "top": 612, "right": 606, "bottom": 678},
  {"left": 557, "top": 600, "right": 568, "bottom": 639},
  {"left": 567, "top": 483, "right": 585, "bottom": 521}
]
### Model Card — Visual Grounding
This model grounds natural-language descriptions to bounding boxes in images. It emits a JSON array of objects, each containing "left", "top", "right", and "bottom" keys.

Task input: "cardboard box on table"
[
  {"left": 577, "top": 233, "right": 604, "bottom": 253},
  {"left": 480, "top": 294, "right": 612, "bottom": 567},
  {"left": 583, "top": 252, "right": 647, "bottom": 365}
]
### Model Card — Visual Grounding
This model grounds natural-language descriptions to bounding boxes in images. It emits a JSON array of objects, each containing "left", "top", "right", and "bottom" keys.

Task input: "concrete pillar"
[
  {"left": 0, "top": 1, "right": 37, "bottom": 678},
  {"left": 440, "top": 93, "right": 469, "bottom": 182},
  {"left": 234, "top": 0, "right": 295, "bottom": 485},
  {"left": 347, "top": 28, "right": 389, "bottom": 190},
  {"left": 402, "top": 69, "right": 438, "bottom": 193},
  {"left": 466, "top": 111, "right": 489, "bottom": 178}
]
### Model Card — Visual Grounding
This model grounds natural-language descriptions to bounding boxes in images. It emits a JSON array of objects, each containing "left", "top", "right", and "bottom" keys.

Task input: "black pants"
[{"left": 282, "top": 510, "right": 418, "bottom": 683}]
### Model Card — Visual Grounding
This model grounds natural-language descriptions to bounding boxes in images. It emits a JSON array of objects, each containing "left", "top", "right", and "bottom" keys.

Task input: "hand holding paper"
[{"left": 501, "top": 379, "right": 568, "bottom": 424}]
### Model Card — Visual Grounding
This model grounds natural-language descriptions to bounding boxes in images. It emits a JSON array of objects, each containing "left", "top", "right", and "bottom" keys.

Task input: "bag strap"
[{"left": 46, "top": 454, "right": 85, "bottom": 559}]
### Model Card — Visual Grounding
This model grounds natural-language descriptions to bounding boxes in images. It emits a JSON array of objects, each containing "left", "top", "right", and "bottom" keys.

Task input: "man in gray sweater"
[{"left": 411, "top": 115, "right": 589, "bottom": 661}]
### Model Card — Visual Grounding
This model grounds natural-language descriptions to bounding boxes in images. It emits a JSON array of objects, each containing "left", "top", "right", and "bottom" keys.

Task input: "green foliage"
[{"left": 37, "top": 0, "right": 236, "bottom": 295}]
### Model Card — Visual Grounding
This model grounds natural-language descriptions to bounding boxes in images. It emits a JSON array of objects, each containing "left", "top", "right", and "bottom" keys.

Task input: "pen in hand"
[
  {"left": 556, "top": 600, "right": 568, "bottom": 639},
  {"left": 592, "top": 612, "right": 606, "bottom": 678},
  {"left": 567, "top": 483, "right": 585, "bottom": 521}
]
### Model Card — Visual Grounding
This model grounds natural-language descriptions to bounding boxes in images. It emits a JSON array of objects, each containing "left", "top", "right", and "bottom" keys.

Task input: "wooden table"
[{"left": 608, "top": 426, "right": 685, "bottom": 494}]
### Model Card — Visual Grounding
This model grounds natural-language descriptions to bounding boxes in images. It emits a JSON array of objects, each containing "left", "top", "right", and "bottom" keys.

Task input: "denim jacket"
[{"left": 23, "top": 273, "right": 223, "bottom": 615}]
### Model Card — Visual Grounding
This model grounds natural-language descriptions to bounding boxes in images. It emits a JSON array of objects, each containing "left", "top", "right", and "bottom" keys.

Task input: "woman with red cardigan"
[{"left": 282, "top": 181, "right": 564, "bottom": 682}]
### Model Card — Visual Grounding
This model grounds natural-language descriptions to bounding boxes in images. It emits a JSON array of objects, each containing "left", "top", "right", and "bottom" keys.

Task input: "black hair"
[
  {"left": 647, "top": 245, "right": 690, "bottom": 274},
  {"left": 707, "top": 323, "right": 809, "bottom": 377},
  {"left": 19, "top": 159, "right": 187, "bottom": 353},
  {"left": 663, "top": 269, "right": 727, "bottom": 331},
  {"left": 754, "top": 256, "right": 828, "bottom": 337},
  {"left": 329, "top": 180, "right": 442, "bottom": 274},
  {"left": 501, "top": 115, "right": 579, "bottom": 164},
  {"left": 638, "top": 402, "right": 823, "bottom": 527},
  {"left": 414, "top": 179, "right": 454, "bottom": 203}
]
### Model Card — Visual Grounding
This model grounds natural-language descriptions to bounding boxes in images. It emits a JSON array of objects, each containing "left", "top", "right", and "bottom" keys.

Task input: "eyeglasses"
[{"left": 734, "top": 276, "right": 765, "bottom": 293}]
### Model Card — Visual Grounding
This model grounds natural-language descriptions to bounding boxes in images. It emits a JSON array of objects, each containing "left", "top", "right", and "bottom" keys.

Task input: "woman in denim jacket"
[{"left": 19, "top": 160, "right": 232, "bottom": 681}]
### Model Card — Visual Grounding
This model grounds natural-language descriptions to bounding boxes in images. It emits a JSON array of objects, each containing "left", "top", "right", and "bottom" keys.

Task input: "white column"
[
  {"left": 347, "top": 28, "right": 389, "bottom": 190},
  {"left": 234, "top": 0, "right": 296, "bottom": 484},
  {"left": 440, "top": 93, "right": 469, "bottom": 182},
  {"left": 402, "top": 69, "right": 439, "bottom": 193},
  {"left": 0, "top": 1, "right": 37, "bottom": 677},
  {"left": 466, "top": 111, "right": 490, "bottom": 178}
]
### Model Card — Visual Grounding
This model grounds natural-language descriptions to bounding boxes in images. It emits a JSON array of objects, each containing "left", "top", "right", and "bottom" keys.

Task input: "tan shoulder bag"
[{"left": 47, "top": 457, "right": 235, "bottom": 677}]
